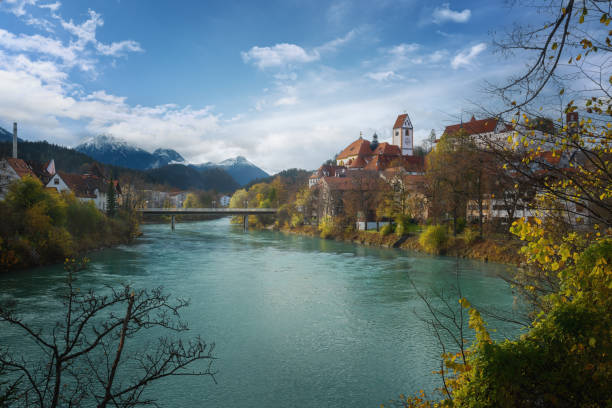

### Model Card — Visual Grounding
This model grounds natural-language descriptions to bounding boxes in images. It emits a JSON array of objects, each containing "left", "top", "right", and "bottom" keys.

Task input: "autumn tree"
[
  {"left": 397, "top": 2, "right": 612, "bottom": 406},
  {"left": 342, "top": 171, "right": 383, "bottom": 230}
]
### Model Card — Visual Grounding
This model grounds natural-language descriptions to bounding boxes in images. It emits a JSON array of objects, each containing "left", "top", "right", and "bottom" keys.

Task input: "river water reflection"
[{"left": 0, "top": 218, "right": 522, "bottom": 407}]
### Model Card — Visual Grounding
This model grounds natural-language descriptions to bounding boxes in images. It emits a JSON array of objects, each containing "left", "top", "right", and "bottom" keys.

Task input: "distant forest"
[{"left": 0, "top": 141, "right": 240, "bottom": 193}]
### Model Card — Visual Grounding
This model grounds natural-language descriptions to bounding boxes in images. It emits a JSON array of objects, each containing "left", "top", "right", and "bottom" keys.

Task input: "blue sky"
[{"left": 0, "top": 0, "right": 538, "bottom": 172}]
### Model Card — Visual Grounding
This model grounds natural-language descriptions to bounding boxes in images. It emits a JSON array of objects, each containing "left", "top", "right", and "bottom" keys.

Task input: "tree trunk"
[{"left": 99, "top": 293, "right": 135, "bottom": 408}]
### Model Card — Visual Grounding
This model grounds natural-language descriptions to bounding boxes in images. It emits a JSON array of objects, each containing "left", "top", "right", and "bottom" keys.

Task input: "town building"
[
  {"left": 309, "top": 164, "right": 346, "bottom": 187},
  {"left": 442, "top": 115, "right": 511, "bottom": 140},
  {"left": 308, "top": 113, "right": 427, "bottom": 230},
  {"left": 219, "top": 195, "right": 231, "bottom": 207},
  {"left": 168, "top": 191, "right": 187, "bottom": 208},
  {"left": 46, "top": 169, "right": 121, "bottom": 211},
  {"left": 0, "top": 157, "right": 38, "bottom": 199}
]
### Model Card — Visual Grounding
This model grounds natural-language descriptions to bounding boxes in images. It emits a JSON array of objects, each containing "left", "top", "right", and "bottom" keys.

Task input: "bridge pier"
[
  {"left": 243, "top": 214, "right": 249, "bottom": 231},
  {"left": 171, "top": 215, "right": 175, "bottom": 231}
]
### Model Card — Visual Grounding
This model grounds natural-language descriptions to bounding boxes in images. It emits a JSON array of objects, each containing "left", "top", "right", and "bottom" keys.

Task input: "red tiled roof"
[
  {"left": 57, "top": 172, "right": 97, "bottom": 198},
  {"left": 315, "top": 164, "right": 346, "bottom": 177},
  {"left": 6, "top": 158, "right": 37, "bottom": 179},
  {"left": 337, "top": 137, "right": 372, "bottom": 160},
  {"left": 348, "top": 156, "right": 367, "bottom": 168},
  {"left": 394, "top": 114, "right": 408, "bottom": 129},
  {"left": 443, "top": 117, "right": 502, "bottom": 137},
  {"left": 373, "top": 142, "right": 401, "bottom": 156},
  {"left": 26, "top": 160, "right": 54, "bottom": 184},
  {"left": 56, "top": 172, "right": 118, "bottom": 199}
]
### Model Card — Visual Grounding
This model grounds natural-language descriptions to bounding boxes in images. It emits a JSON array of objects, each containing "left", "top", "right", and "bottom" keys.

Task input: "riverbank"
[{"left": 278, "top": 225, "right": 524, "bottom": 265}]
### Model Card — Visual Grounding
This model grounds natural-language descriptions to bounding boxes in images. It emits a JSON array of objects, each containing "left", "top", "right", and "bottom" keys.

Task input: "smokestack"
[{"left": 12, "top": 122, "right": 17, "bottom": 159}]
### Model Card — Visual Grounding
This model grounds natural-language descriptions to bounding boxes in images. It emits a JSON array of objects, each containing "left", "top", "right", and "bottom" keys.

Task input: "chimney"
[{"left": 12, "top": 122, "right": 17, "bottom": 159}]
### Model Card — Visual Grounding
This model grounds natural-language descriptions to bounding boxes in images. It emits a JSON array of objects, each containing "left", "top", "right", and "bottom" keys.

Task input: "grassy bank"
[{"left": 278, "top": 224, "right": 523, "bottom": 265}]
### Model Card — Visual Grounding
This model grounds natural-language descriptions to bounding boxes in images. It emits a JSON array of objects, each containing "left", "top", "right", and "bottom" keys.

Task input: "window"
[
  {"left": 54, "top": 178, "right": 59, "bottom": 185},
  {"left": 395, "top": 130, "right": 399, "bottom": 136}
]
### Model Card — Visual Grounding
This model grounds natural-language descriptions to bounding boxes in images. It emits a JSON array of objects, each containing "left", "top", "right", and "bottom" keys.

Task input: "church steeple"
[{"left": 392, "top": 113, "right": 414, "bottom": 156}]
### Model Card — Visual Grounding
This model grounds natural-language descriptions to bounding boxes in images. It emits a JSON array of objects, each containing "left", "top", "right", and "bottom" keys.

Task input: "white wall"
[
  {"left": 0, "top": 159, "right": 19, "bottom": 199},
  {"left": 46, "top": 174, "right": 70, "bottom": 193}
]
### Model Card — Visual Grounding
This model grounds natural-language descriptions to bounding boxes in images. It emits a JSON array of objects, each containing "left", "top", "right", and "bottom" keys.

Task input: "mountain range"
[
  {"left": 193, "top": 156, "right": 269, "bottom": 186},
  {"left": 75, "top": 135, "right": 268, "bottom": 185},
  {"left": 1, "top": 128, "right": 269, "bottom": 189},
  {"left": 75, "top": 135, "right": 187, "bottom": 170}
]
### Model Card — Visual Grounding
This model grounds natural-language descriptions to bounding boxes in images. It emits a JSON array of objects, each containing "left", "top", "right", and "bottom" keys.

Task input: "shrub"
[
  {"left": 462, "top": 227, "right": 480, "bottom": 245},
  {"left": 395, "top": 214, "right": 411, "bottom": 237},
  {"left": 380, "top": 223, "right": 393, "bottom": 236},
  {"left": 290, "top": 213, "right": 304, "bottom": 227},
  {"left": 318, "top": 216, "right": 335, "bottom": 239},
  {"left": 419, "top": 225, "right": 449, "bottom": 254}
]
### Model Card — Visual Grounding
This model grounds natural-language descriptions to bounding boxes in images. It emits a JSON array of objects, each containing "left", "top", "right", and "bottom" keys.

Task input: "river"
[{"left": 0, "top": 218, "right": 522, "bottom": 407}]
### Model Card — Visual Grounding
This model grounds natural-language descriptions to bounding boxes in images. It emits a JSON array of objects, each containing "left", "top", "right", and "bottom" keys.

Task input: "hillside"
[
  {"left": 0, "top": 140, "right": 239, "bottom": 193},
  {"left": 144, "top": 164, "right": 239, "bottom": 193},
  {"left": 0, "top": 126, "right": 24, "bottom": 143},
  {"left": 245, "top": 168, "right": 311, "bottom": 189}
]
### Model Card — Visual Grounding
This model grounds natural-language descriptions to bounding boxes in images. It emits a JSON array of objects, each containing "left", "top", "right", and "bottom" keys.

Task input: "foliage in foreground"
[{"left": 0, "top": 177, "right": 139, "bottom": 271}]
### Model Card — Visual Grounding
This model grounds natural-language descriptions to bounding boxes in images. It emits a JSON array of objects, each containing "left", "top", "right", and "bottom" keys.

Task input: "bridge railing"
[{"left": 137, "top": 208, "right": 278, "bottom": 214}]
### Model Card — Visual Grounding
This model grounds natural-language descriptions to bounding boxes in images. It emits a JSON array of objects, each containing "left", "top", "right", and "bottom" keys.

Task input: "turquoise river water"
[{"left": 0, "top": 218, "right": 523, "bottom": 407}]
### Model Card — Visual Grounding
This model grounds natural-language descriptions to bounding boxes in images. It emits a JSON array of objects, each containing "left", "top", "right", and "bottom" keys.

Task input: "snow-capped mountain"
[
  {"left": 75, "top": 135, "right": 185, "bottom": 170},
  {"left": 192, "top": 156, "right": 268, "bottom": 186}
]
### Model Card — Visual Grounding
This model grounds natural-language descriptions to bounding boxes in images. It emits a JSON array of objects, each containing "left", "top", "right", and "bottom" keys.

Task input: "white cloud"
[
  {"left": 428, "top": 50, "right": 448, "bottom": 63},
  {"left": 388, "top": 43, "right": 419, "bottom": 57},
  {"left": 38, "top": 2, "right": 60, "bottom": 12},
  {"left": 241, "top": 43, "right": 319, "bottom": 69},
  {"left": 2, "top": 0, "right": 39, "bottom": 17},
  {"left": 242, "top": 30, "right": 359, "bottom": 70},
  {"left": 433, "top": 3, "right": 471, "bottom": 24},
  {"left": 365, "top": 71, "right": 403, "bottom": 81},
  {"left": 451, "top": 43, "right": 486, "bottom": 69},
  {"left": 274, "top": 96, "right": 299, "bottom": 106},
  {"left": 315, "top": 29, "right": 358, "bottom": 53},
  {"left": 0, "top": 29, "right": 78, "bottom": 64},
  {"left": 96, "top": 40, "right": 143, "bottom": 56},
  {"left": 0, "top": 5, "right": 142, "bottom": 72}
]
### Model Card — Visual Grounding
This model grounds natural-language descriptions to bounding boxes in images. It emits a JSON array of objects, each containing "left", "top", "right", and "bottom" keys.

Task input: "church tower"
[{"left": 392, "top": 113, "right": 413, "bottom": 156}]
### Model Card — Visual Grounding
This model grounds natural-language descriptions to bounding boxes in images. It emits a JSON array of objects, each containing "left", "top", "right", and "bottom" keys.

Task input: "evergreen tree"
[{"left": 106, "top": 180, "right": 116, "bottom": 217}]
